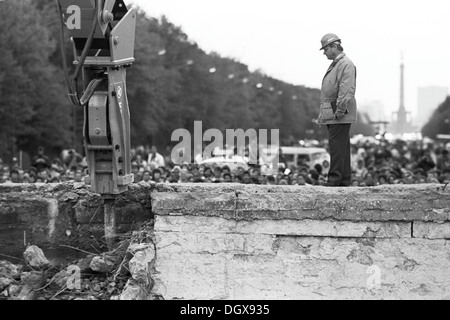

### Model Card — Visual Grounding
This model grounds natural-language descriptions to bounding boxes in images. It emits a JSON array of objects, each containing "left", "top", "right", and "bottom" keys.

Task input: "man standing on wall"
[{"left": 317, "top": 33, "right": 357, "bottom": 187}]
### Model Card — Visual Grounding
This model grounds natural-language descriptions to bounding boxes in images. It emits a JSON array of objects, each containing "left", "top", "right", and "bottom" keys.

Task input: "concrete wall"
[
  {"left": 150, "top": 184, "right": 450, "bottom": 300},
  {"left": 1, "top": 183, "right": 450, "bottom": 299},
  {"left": 0, "top": 183, "right": 152, "bottom": 262}
]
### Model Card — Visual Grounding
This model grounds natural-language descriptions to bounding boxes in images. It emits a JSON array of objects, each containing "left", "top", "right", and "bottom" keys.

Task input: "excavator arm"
[{"left": 56, "top": 0, "right": 136, "bottom": 197}]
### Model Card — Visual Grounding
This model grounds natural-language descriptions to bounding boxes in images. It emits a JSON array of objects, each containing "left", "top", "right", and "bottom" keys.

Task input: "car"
[
  {"left": 280, "top": 146, "right": 330, "bottom": 169},
  {"left": 199, "top": 155, "right": 249, "bottom": 171},
  {"left": 260, "top": 146, "right": 330, "bottom": 170}
]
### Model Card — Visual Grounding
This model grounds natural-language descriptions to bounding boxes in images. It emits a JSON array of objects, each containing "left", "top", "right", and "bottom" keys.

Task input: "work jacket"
[{"left": 318, "top": 53, "right": 357, "bottom": 125}]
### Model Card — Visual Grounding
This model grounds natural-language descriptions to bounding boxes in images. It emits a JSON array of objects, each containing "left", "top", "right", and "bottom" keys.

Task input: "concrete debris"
[
  {"left": 50, "top": 270, "right": 69, "bottom": 290},
  {"left": 0, "top": 260, "right": 23, "bottom": 280},
  {"left": 118, "top": 279, "right": 149, "bottom": 300},
  {"left": 76, "top": 255, "right": 95, "bottom": 273},
  {"left": 0, "top": 227, "right": 156, "bottom": 300},
  {"left": 90, "top": 255, "right": 115, "bottom": 273},
  {"left": 127, "top": 243, "right": 151, "bottom": 254},
  {"left": 129, "top": 247, "right": 155, "bottom": 285},
  {"left": 13, "top": 271, "right": 47, "bottom": 300},
  {"left": 1, "top": 284, "right": 21, "bottom": 298},
  {"left": 23, "top": 246, "right": 50, "bottom": 270},
  {"left": 0, "top": 277, "right": 13, "bottom": 292}
]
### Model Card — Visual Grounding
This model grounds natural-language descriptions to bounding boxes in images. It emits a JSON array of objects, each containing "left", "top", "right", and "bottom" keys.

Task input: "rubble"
[
  {"left": 0, "top": 261, "right": 23, "bottom": 279},
  {"left": 23, "top": 246, "right": 50, "bottom": 270},
  {"left": 76, "top": 255, "right": 95, "bottom": 273},
  {"left": 90, "top": 255, "right": 115, "bottom": 273},
  {"left": 0, "top": 278, "right": 14, "bottom": 292},
  {"left": 14, "top": 271, "right": 47, "bottom": 300},
  {"left": 118, "top": 279, "right": 149, "bottom": 300},
  {"left": 129, "top": 246, "right": 155, "bottom": 285},
  {"left": 0, "top": 224, "right": 156, "bottom": 300},
  {"left": 2, "top": 285, "right": 21, "bottom": 297},
  {"left": 49, "top": 269, "right": 70, "bottom": 290}
]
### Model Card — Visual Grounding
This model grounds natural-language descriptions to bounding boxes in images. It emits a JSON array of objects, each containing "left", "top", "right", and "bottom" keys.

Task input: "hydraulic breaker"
[
  {"left": 56, "top": 0, "right": 136, "bottom": 197},
  {"left": 56, "top": 0, "right": 136, "bottom": 249}
]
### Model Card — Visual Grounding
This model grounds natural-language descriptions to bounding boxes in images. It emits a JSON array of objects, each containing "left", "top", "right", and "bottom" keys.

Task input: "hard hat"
[{"left": 320, "top": 33, "right": 341, "bottom": 50}]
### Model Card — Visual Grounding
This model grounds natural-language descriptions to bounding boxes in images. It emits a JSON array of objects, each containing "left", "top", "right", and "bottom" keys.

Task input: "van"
[
  {"left": 199, "top": 155, "right": 249, "bottom": 171},
  {"left": 279, "top": 146, "right": 330, "bottom": 169}
]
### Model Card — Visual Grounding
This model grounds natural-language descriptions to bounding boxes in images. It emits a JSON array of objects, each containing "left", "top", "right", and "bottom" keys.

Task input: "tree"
[
  {"left": 422, "top": 96, "right": 450, "bottom": 138},
  {"left": 0, "top": 0, "right": 72, "bottom": 162}
]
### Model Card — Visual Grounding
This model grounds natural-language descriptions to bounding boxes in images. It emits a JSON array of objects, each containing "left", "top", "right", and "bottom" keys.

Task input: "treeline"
[
  {"left": 422, "top": 96, "right": 450, "bottom": 138},
  {"left": 0, "top": 0, "right": 373, "bottom": 163},
  {"left": 0, "top": 0, "right": 73, "bottom": 161}
]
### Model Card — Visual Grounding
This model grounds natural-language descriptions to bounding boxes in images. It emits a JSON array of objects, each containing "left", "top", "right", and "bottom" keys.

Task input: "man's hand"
[{"left": 334, "top": 110, "right": 346, "bottom": 120}]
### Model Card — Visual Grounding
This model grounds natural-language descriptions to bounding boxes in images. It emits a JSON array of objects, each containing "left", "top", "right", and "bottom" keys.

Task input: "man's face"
[
  {"left": 323, "top": 44, "right": 337, "bottom": 60},
  {"left": 74, "top": 172, "right": 83, "bottom": 182},
  {"left": 143, "top": 172, "right": 151, "bottom": 181}
]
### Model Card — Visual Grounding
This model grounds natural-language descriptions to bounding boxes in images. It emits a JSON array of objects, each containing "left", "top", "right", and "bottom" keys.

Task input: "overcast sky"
[{"left": 130, "top": 0, "right": 450, "bottom": 121}]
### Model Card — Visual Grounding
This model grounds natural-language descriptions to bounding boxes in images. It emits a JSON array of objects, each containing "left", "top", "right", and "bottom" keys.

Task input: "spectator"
[
  {"left": 241, "top": 171, "right": 251, "bottom": 184},
  {"left": 134, "top": 153, "right": 148, "bottom": 169},
  {"left": 212, "top": 166, "right": 222, "bottom": 182},
  {"left": 73, "top": 170, "right": 84, "bottom": 183},
  {"left": 363, "top": 172, "right": 376, "bottom": 187},
  {"left": 440, "top": 169, "right": 450, "bottom": 184},
  {"left": 203, "top": 167, "right": 213, "bottom": 180},
  {"left": 11, "top": 157, "right": 20, "bottom": 171},
  {"left": 168, "top": 166, "right": 181, "bottom": 183},
  {"left": 266, "top": 176, "right": 276, "bottom": 185},
  {"left": 152, "top": 169, "right": 162, "bottom": 183},
  {"left": 297, "top": 175, "right": 307, "bottom": 186},
  {"left": 417, "top": 151, "right": 436, "bottom": 173},
  {"left": 314, "top": 163, "right": 323, "bottom": 176},
  {"left": 148, "top": 146, "right": 165, "bottom": 169},
  {"left": 377, "top": 174, "right": 388, "bottom": 185},
  {"left": 38, "top": 170, "right": 50, "bottom": 183},
  {"left": 10, "top": 169, "right": 21, "bottom": 183},
  {"left": 426, "top": 170, "right": 440, "bottom": 184},
  {"left": 49, "top": 165, "right": 61, "bottom": 181},
  {"left": 437, "top": 149, "right": 450, "bottom": 172},
  {"left": 32, "top": 146, "right": 50, "bottom": 172},
  {"left": 22, "top": 173, "right": 32, "bottom": 184},
  {"left": 141, "top": 170, "right": 152, "bottom": 184},
  {"left": 63, "top": 149, "right": 83, "bottom": 171},
  {"left": 131, "top": 161, "right": 142, "bottom": 183},
  {"left": 354, "top": 159, "right": 368, "bottom": 179},
  {"left": 223, "top": 173, "right": 232, "bottom": 183}
]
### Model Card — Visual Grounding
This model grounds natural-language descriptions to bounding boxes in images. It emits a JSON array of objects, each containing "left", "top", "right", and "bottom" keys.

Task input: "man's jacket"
[{"left": 318, "top": 53, "right": 357, "bottom": 125}]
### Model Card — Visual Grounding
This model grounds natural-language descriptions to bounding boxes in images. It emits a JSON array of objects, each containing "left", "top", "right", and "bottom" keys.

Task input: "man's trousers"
[{"left": 327, "top": 124, "right": 352, "bottom": 186}]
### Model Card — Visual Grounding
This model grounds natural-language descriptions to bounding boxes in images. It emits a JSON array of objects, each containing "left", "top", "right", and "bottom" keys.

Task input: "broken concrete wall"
[
  {"left": 0, "top": 183, "right": 152, "bottom": 261},
  {"left": 1, "top": 183, "right": 450, "bottom": 299},
  {"left": 150, "top": 184, "right": 450, "bottom": 300}
]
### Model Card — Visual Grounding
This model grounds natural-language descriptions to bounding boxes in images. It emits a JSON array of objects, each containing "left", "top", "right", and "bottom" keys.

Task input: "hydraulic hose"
[{"left": 55, "top": 0, "right": 103, "bottom": 107}]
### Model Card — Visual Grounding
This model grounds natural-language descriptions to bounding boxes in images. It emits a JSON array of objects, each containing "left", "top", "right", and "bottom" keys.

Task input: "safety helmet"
[{"left": 320, "top": 33, "right": 341, "bottom": 50}]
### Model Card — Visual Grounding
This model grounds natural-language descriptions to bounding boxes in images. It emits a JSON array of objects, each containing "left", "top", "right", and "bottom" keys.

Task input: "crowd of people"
[{"left": 1, "top": 137, "right": 450, "bottom": 187}]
